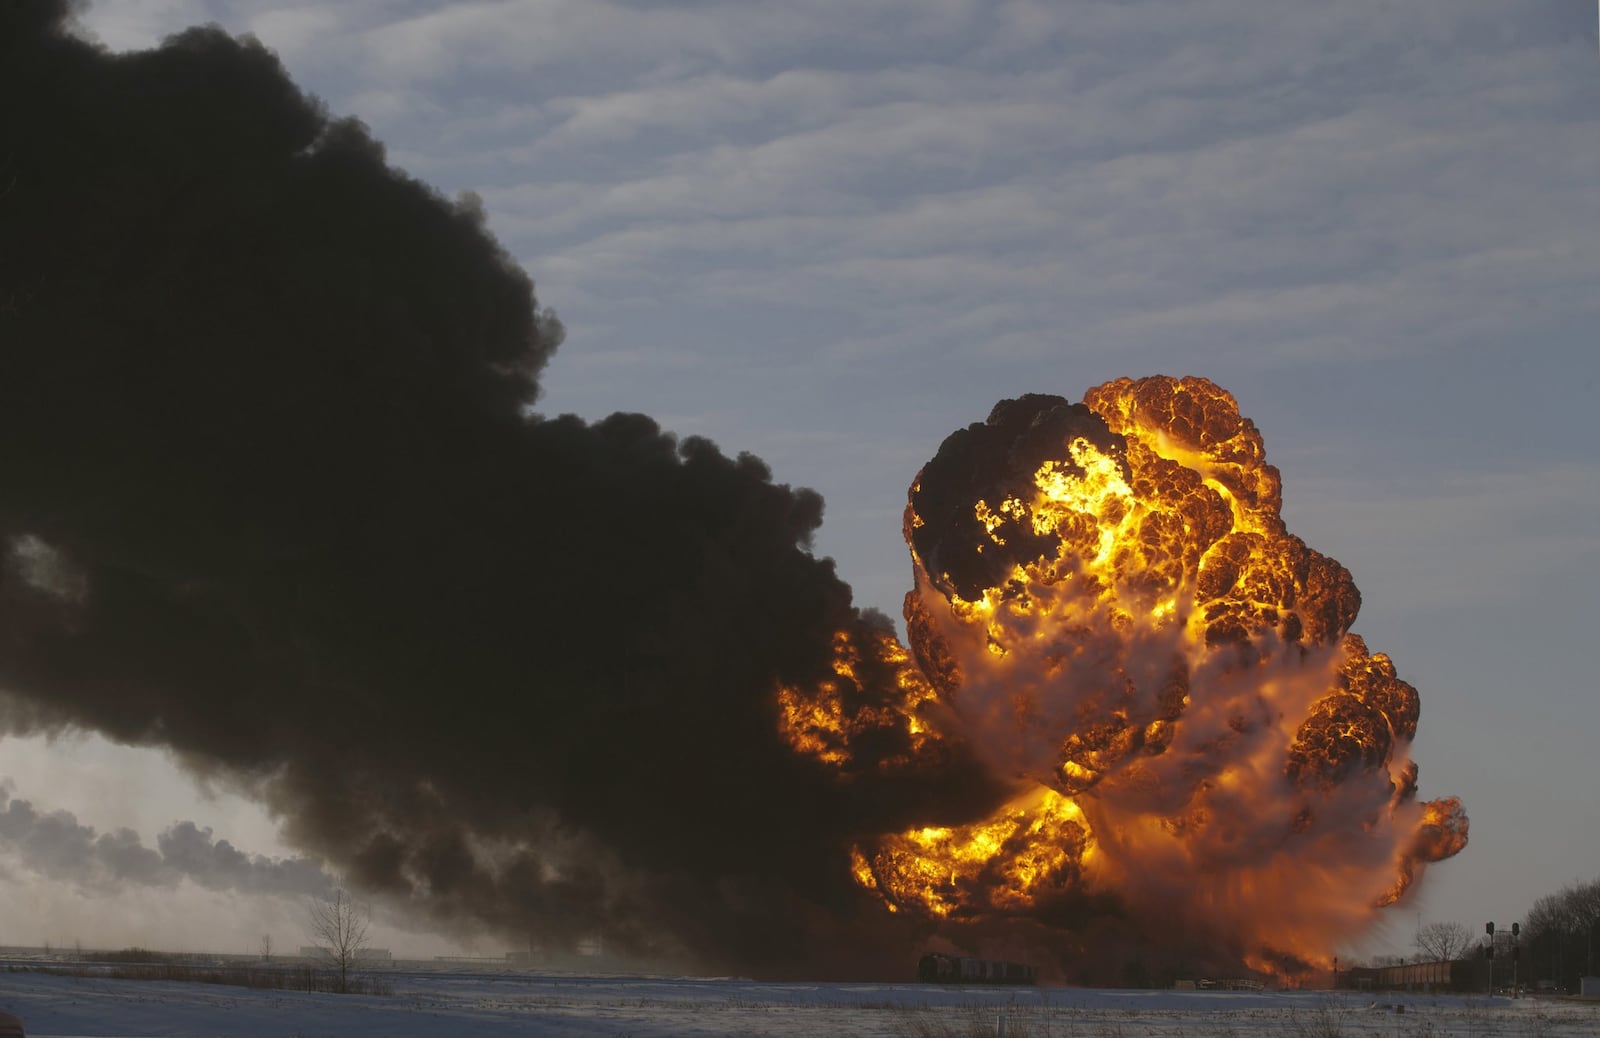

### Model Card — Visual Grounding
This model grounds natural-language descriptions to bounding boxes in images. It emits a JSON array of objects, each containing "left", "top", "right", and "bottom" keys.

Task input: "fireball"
[{"left": 779, "top": 376, "right": 1466, "bottom": 976}]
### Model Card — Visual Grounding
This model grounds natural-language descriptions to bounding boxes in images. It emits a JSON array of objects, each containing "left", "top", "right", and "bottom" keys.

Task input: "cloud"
[
  {"left": 0, "top": 784, "right": 332, "bottom": 897},
  {"left": 87, "top": 2, "right": 1592, "bottom": 394},
  {"left": 373, "top": 2, "right": 1589, "bottom": 402},
  {"left": 1284, "top": 463, "right": 1600, "bottom": 617}
]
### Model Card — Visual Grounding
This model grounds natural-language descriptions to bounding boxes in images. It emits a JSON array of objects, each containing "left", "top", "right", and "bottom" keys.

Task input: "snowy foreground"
[{"left": 2, "top": 966, "right": 1597, "bottom": 1038}]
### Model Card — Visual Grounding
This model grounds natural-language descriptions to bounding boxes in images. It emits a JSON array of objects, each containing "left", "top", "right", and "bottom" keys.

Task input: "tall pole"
[{"left": 1486, "top": 922, "right": 1495, "bottom": 997}]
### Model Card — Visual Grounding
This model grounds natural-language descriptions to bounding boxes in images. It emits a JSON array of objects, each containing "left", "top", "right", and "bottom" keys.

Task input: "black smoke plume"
[{"left": 0, "top": 2, "right": 988, "bottom": 975}]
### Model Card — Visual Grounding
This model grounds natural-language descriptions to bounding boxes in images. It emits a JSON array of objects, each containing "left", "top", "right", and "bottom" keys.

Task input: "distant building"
[
  {"left": 297, "top": 946, "right": 392, "bottom": 963},
  {"left": 510, "top": 935, "right": 607, "bottom": 964}
]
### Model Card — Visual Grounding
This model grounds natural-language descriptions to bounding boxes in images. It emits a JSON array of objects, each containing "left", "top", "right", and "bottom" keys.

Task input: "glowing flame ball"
[{"left": 780, "top": 376, "right": 1466, "bottom": 977}]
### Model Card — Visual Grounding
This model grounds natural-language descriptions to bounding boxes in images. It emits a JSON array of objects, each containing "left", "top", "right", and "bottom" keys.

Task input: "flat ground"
[{"left": 1, "top": 965, "right": 1596, "bottom": 1037}]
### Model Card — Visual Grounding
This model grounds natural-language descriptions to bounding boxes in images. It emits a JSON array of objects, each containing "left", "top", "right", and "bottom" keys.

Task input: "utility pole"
[
  {"left": 1484, "top": 922, "right": 1521, "bottom": 997},
  {"left": 1486, "top": 922, "right": 1495, "bottom": 996},
  {"left": 1512, "top": 922, "right": 1520, "bottom": 998}
]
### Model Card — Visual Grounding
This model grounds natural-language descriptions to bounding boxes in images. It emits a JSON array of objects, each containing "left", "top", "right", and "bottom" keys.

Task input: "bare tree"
[
  {"left": 1525, "top": 876, "right": 1600, "bottom": 989},
  {"left": 1414, "top": 920, "right": 1473, "bottom": 962},
  {"left": 259, "top": 933, "right": 272, "bottom": 963},
  {"left": 1573, "top": 880, "right": 1600, "bottom": 976},
  {"left": 306, "top": 888, "right": 370, "bottom": 993}
]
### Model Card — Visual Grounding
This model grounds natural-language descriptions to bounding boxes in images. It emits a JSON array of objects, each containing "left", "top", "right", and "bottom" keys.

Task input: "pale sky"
[{"left": 4, "top": 0, "right": 1597, "bottom": 962}]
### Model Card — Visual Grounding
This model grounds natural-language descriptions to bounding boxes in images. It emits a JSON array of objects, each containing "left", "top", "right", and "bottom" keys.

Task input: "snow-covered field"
[{"left": 2, "top": 965, "right": 1596, "bottom": 1037}]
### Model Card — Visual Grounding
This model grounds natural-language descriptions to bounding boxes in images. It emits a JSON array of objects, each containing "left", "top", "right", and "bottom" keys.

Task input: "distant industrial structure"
[
  {"left": 1172, "top": 979, "right": 1265, "bottom": 991},
  {"left": 505, "top": 934, "right": 611, "bottom": 968},
  {"left": 917, "top": 953, "right": 1036, "bottom": 985},
  {"left": 297, "top": 946, "right": 392, "bottom": 963}
]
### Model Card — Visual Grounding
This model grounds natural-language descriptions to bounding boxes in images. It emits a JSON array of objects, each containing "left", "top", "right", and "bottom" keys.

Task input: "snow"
[{"left": 1, "top": 965, "right": 1596, "bottom": 1037}]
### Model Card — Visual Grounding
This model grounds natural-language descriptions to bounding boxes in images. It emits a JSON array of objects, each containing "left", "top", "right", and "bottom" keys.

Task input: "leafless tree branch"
[
  {"left": 306, "top": 888, "right": 370, "bottom": 993},
  {"left": 1414, "top": 920, "right": 1473, "bottom": 962}
]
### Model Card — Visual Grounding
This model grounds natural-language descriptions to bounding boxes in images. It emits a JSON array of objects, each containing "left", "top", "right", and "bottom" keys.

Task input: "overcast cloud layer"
[{"left": 5, "top": 0, "right": 1598, "bottom": 962}]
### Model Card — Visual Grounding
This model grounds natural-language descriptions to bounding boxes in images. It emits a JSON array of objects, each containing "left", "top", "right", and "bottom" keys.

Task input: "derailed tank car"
[{"left": 918, "top": 953, "right": 1036, "bottom": 985}]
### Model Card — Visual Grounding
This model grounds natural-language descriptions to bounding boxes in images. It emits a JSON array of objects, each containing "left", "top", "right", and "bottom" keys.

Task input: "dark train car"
[{"left": 918, "top": 953, "right": 1036, "bottom": 985}]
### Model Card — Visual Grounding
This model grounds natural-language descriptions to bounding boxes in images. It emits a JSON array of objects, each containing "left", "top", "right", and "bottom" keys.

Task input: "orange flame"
[{"left": 777, "top": 376, "right": 1466, "bottom": 976}]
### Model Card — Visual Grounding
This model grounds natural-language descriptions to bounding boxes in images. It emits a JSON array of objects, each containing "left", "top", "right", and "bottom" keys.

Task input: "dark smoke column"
[{"left": 0, "top": 2, "right": 967, "bottom": 977}]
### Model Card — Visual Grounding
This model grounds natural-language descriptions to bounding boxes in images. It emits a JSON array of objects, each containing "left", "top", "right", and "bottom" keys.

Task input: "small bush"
[{"left": 1290, "top": 997, "right": 1349, "bottom": 1038}]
